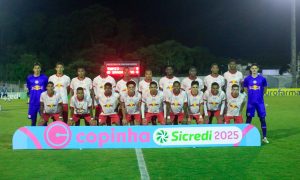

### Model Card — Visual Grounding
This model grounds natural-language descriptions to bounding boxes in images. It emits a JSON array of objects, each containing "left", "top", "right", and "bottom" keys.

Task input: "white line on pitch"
[{"left": 135, "top": 148, "right": 150, "bottom": 180}]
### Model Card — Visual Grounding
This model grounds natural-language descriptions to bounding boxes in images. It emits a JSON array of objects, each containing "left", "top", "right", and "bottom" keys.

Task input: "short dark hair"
[
  {"left": 126, "top": 80, "right": 136, "bottom": 87},
  {"left": 150, "top": 81, "right": 157, "bottom": 87},
  {"left": 145, "top": 69, "right": 152, "bottom": 73},
  {"left": 189, "top": 66, "right": 197, "bottom": 71},
  {"left": 33, "top": 62, "right": 41, "bottom": 67},
  {"left": 211, "top": 82, "right": 219, "bottom": 87},
  {"left": 211, "top": 63, "right": 218, "bottom": 68},
  {"left": 56, "top": 62, "right": 64, "bottom": 67},
  {"left": 231, "top": 84, "right": 239, "bottom": 89},
  {"left": 165, "top": 65, "right": 173, "bottom": 70},
  {"left": 228, "top": 59, "right": 237, "bottom": 64},
  {"left": 47, "top": 81, "right": 54, "bottom": 86},
  {"left": 250, "top": 63, "right": 259, "bottom": 68},
  {"left": 173, "top": 81, "right": 180, "bottom": 86},
  {"left": 104, "top": 82, "right": 112, "bottom": 88},
  {"left": 76, "top": 87, "right": 84, "bottom": 92},
  {"left": 191, "top": 81, "right": 199, "bottom": 87},
  {"left": 77, "top": 66, "right": 85, "bottom": 70}
]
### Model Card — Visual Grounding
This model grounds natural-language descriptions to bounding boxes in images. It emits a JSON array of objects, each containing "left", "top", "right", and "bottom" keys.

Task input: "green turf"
[{"left": 0, "top": 97, "right": 299, "bottom": 179}]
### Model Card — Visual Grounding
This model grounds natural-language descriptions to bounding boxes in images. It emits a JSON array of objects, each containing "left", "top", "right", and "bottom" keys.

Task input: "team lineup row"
[{"left": 26, "top": 60, "right": 269, "bottom": 143}]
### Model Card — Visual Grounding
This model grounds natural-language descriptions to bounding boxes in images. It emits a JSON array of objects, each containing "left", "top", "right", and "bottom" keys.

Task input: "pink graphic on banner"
[
  {"left": 234, "top": 124, "right": 254, "bottom": 147},
  {"left": 44, "top": 121, "right": 72, "bottom": 149},
  {"left": 19, "top": 127, "right": 42, "bottom": 149}
]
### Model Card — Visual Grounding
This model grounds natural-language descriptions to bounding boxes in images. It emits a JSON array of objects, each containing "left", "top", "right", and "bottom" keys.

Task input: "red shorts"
[
  {"left": 126, "top": 114, "right": 141, "bottom": 122},
  {"left": 145, "top": 112, "right": 165, "bottom": 125},
  {"left": 99, "top": 114, "right": 120, "bottom": 125},
  {"left": 189, "top": 114, "right": 204, "bottom": 123},
  {"left": 207, "top": 110, "right": 221, "bottom": 117},
  {"left": 224, "top": 115, "right": 243, "bottom": 124},
  {"left": 63, "top": 104, "right": 68, "bottom": 112},
  {"left": 170, "top": 112, "right": 184, "bottom": 123},
  {"left": 42, "top": 113, "right": 60, "bottom": 122},
  {"left": 72, "top": 114, "right": 92, "bottom": 122}
]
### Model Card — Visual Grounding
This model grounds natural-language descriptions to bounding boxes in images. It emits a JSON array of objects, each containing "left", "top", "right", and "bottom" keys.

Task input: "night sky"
[{"left": 1, "top": 0, "right": 300, "bottom": 65}]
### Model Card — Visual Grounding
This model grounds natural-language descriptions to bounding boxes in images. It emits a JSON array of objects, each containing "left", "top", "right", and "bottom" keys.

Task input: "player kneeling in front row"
[
  {"left": 203, "top": 82, "right": 226, "bottom": 124},
  {"left": 141, "top": 81, "right": 165, "bottom": 125},
  {"left": 224, "top": 84, "right": 246, "bottom": 124},
  {"left": 187, "top": 81, "right": 204, "bottom": 124},
  {"left": 97, "top": 82, "right": 120, "bottom": 125},
  {"left": 39, "top": 81, "right": 63, "bottom": 126},
  {"left": 120, "top": 81, "right": 142, "bottom": 125},
  {"left": 68, "top": 87, "right": 96, "bottom": 126},
  {"left": 166, "top": 81, "right": 188, "bottom": 125}
]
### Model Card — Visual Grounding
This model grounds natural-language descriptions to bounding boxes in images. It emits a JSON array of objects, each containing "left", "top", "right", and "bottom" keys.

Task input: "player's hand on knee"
[
  {"left": 122, "top": 118, "right": 127, "bottom": 126},
  {"left": 68, "top": 118, "right": 74, "bottom": 126}
]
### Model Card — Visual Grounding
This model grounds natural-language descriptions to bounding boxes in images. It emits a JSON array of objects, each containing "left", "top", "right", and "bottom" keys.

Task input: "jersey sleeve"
[
  {"left": 70, "top": 97, "right": 75, "bottom": 108},
  {"left": 40, "top": 93, "right": 44, "bottom": 103},
  {"left": 70, "top": 79, "right": 75, "bottom": 90},
  {"left": 66, "top": 76, "right": 71, "bottom": 87},
  {"left": 120, "top": 94, "right": 125, "bottom": 103},
  {"left": 87, "top": 97, "right": 92, "bottom": 107},
  {"left": 159, "top": 78, "right": 164, "bottom": 90}
]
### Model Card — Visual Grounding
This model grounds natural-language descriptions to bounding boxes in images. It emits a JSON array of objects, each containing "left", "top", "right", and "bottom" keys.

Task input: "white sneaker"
[{"left": 262, "top": 137, "right": 269, "bottom": 144}]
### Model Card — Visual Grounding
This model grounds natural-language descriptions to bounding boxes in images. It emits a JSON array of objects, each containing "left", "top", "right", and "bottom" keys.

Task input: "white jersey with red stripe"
[
  {"left": 159, "top": 76, "right": 180, "bottom": 98},
  {"left": 93, "top": 75, "right": 116, "bottom": 97},
  {"left": 165, "top": 90, "right": 187, "bottom": 114},
  {"left": 138, "top": 79, "right": 158, "bottom": 95},
  {"left": 226, "top": 93, "right": 246, "bottom": 116},
  {"left": 120, "top": 92, "right": 141, "bottom": 114},
  {"left": 70, "top": 96, "right": 92, "bottom": 115},
  {"left": 48, "top": 74, "right": 70, "bottom": 104},
  {"left": 181, "top": 77, "right": 204, "bottom": 91},
  {"left": 40, "top": 92, "right": 62, "bottom": 114},
  {"left": 203, "top": 90, "right": 226, "bottom": 111},
  {"left": 142, "top": 91, "right": 164, "bottom": 113},
  {"left": 97, "top": 92, "right": 120, "bottom": 115},
  {"left": 70, "top": 77, "right": 93, "bottom": 98},
  {"left": 115, "top": 79, "right": 137, "bottom": 95},
  {"left": 223, "top": 71, "right": 243, "bottom": 95},
  {"left": 204, "top": 74, "right": 225, "bottom": 92},
  {"left": 187, "top": 90, "right": 204, "bottom": 115}
]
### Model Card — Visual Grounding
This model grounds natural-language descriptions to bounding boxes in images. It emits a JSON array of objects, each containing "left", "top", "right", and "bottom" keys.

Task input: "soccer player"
[
  {"left": 120, "top": 81, "right": 142, "bottom": 125},
  {"left": 70, "top": 66, "right": 94, "bottom": 107},
  {"left": 187, "top": 81, "right": 204, "bottom": 124},
  {"left": 165, "top": 81, "right": 188, "bottom": 125},
  {"left": 203, "top": 82, "right": 226, "bottom": 124},
  {"left": 93, "top": 65, "right": 116, "bottom": 120},
  {"left": 224, "top": 84, "right": 246, "bottom": 124},
  {"left": 224, "top": 59, "right": 243, "bottom": 95},
  {"left": 141, "top": 81, "right": 165, "bottom": 125},
  {"left": 204, "top": 63, "right": 225, "bottom": 92},
  {"left": 69, "top": 87, "right": 95, "bottom": 126},
  {"left": 115, "top": 67, "right": 136, "bottom": 95},
  {"left": 138, "top": 69, "right": 158, "bottom": 95},
  {"left": 39, "top": 81, "right": 63, "bottom": 126},
  {"left": 26, "top": 62, "right": 48, "bottom": 126},
  {"left": 181, "top": 67, "right": 204, "bottom": 92},
  {"left": 159, "top": 65, "right": 180, "bottom": 119},
  {"left": 97, "top": 82, "right": 120, "bottom": 126},
  {"left": 243, "top": 64, "right": 269, "bottom": 143},
  {"left": 48, "top": 62, "right": 71, "bottom": 123}
]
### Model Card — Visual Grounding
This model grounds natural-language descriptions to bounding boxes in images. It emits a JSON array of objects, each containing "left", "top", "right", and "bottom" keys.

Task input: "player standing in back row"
[
  {"left": 26, "top": 62, "right": 48, "bottom": 126},
  {"left": 48, "top": 62, "right": 70, "bottom": 124},
  {"left": 243, "top": 64, "right": 269, "bottom": 144},
  {"left": 223, "top": 59, "right": 243, "bottom": 95}
]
